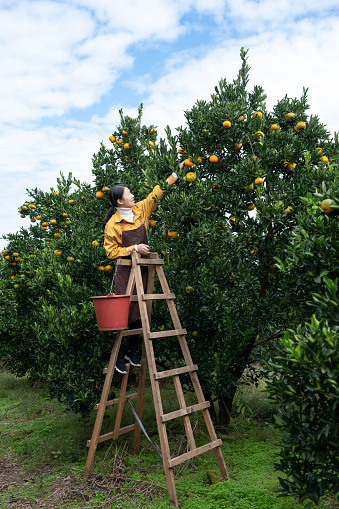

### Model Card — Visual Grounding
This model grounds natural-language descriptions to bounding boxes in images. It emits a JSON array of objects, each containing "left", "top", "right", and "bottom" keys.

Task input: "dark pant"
[{"left": 118, "top": 319, "right": 142, "bottom": 357}]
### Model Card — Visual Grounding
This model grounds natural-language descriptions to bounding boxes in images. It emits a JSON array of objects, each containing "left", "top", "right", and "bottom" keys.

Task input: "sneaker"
[
  {"left": 124, "top": 350, "right": 141, "bottom": 367},
  {"left": 115, "top": 354, "right": 127, "bottom": 374}
]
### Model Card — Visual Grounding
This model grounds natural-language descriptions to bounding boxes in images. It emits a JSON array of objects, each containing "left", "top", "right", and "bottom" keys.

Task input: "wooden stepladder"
[{"left": 84, "top": 252, "right": 229, "bottom": 507}]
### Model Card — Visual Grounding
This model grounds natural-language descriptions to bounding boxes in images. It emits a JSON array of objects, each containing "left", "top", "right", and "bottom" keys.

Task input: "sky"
[{"left": 1, "top": 0, "right": 339, "bottom": 246}]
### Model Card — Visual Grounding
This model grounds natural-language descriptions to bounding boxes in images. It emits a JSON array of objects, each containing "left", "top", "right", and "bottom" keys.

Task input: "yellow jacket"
[{"left": 104, "top": 185, "right": 164, "bottom": 259}]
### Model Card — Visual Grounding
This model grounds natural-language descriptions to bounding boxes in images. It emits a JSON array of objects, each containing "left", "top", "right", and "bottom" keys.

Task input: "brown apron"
[{"left": 114, "top": 224, "right": 148, "bottom": 324}]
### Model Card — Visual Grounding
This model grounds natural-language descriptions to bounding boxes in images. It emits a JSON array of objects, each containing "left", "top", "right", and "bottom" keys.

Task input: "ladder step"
[
  {"left": 87, "top": 424, "right": 136, "bottom": 446},
  {"left": 117, "top": 257, "right": 164, "bottom": 266},
  {"left": 95, "top": 392, "right": 138, "bottom": 409},
  {"left": 137, "top": 258, "right": 164, "bottom": 266},
  {"left": 142, "top": 293, "right": 175, "bottom": 301},
  {"left": 168, "top": 439, "right": 222, "bottom": 468},
  {"left": 154, "top": 364, "right": 198, "bottom": 380},
  {"left": 149, "top": 328, "right": 187, "bottom": 339},
  {"left": 122, "top": 328, "right": 143, "bottom": 336},
  {"left": 161, "top": 401, "right": 210, "bottom": 423}
]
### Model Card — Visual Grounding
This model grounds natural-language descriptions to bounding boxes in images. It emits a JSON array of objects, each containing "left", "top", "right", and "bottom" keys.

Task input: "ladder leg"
[{"left": 84, "top": 330, "right": 124, "bottom": 480}]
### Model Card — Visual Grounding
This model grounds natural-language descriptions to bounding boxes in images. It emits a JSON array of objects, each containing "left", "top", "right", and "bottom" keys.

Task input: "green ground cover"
[{"left": 0, "top": 367, "right": 338, "bottom": 509}]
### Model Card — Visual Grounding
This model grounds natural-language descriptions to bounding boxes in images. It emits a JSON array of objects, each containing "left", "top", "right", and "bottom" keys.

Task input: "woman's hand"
[
  {"left": 179, "top": 161, "right": 185, "bottom": 172},
  {"left": 137, "top": 244, "right": 151, "bottom": 255}
]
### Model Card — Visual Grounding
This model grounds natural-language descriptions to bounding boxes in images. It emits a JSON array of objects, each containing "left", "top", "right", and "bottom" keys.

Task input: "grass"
[{"left": 0, "top": 367, "right": 338, "bottom": 509}]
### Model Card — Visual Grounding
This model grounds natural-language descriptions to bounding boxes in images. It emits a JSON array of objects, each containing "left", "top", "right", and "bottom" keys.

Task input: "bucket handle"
[{"left": 109, "top": 263, "right": 118, "bottom": 295}]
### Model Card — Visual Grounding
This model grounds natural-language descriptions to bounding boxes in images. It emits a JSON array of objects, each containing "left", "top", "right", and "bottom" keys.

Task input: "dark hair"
[{"left": 105, "top": 184, "right": 128, "bottom": 223}]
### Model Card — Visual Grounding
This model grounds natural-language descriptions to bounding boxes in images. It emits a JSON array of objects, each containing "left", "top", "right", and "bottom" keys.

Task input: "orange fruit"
[
  {"left": 67, "top": 256, "right": 75, "bottom": 262},
  {"left": 196, "top": 157, "right": 202, "bottom": 164},
  {"left": 270, "top": 124, "right": 280, "bottom": 131},
  {"left": 69, "top": 199, "right": 74, "bottom": 205},
  {"left": 96, "top": 191, "right": 104, "bottom": 199},
  {"left": 234, "top": 143, "right": 242, "bottom": 150},
  {"left": 192, "top": 330, "right": 198, "bottom": 337},
  {"left": 168, "top": 229, "right": 178, "bottom": 239},
  {"left": 30, "top": 218, "right": 36, "bottom": 222},
  {"left": 320, "top": 199, "right": 335, "bottom": 214},
  {"left": 240, "top": 115, "right": 245, "bottom": 121},
  {"left": 54, "top": 250, "right": 62, "bottom": 256},
  {"left": 50, "top": 219, "right": 57, "bottom": 225},
  {"left": 109, "top": 135, "right": 116, "bottom": 143},
  {"left": 122, "top": 130, "right": 128, "bottom": 135},
  {"left": 320, "top": 155, "right": 329, "bottom": 163},
  {"left": 29, "top": 204, "right": 36, "bottom": 209},
  {"left": 149, "top": 128, "right": 156, "bottom": 134},
  {"left": 286, "top": 112, "right": 296, "bottom": 121},
  {"left": 13, "top": 252, "right": 19, "bottom": 257},
  {"left": 209, "top": 155, "right": 218, "bottom": 163},
  {"left": 116, "top": 138, "right": 123, "bottom": 145},
  {"left": 252, "top": 155, "right": 258, "bottom": 161},
  {"left": 253, "top": 111, "right": 263, "bottom": 118},
  {"left": 149, "top": 141, "right": 154, "bottom": 147},
  {"left": 1, "top": 250, "right": 7, "bottom": 256},
  {"left": 149, "top": 219, "right": 156, "bottom": 228},
  {"left": 255, "top": 177, "right": 264, "bottom": 185},
  {"left": 244, "top": 184, "right": 254, "bottom": 191},
  {"left": 186, "top": 172, "right": 196, "bottom": 182},
  {"left": 62, "top": 213, "right": 68, "bottom": 218},
  {"left": 92, "top": 241, "right": 100, "bottom": 247},
  {"left": 22, "top": 206, "right": 28, "bottom": 211},
  {"left": 123, "top": 143, "right": 130, "bottom": 150},
  {"left": 296, "top": 121, "right": 306, "bottom": 131},
  {"left": 98, "top": 265, "right": 105, "bottom": 271},
  {"left": 42, "top": 222, "right": 48, "bottom": 227},
  {"left": 184, "top": 158, "right": 193, "bottom": 167},
  {"left": 247, "top": 203, "right": 255, "bottom": 211},
  {"left": 222, "top": 120, "right": 231, "bottom": 128},
  {"left": 36, "top": 215, "right": 41, "bottom": 220},
  {"left": 255, "top": 131, "right": 264, "bottom": 141},
  {"left": 104, "top": 265, "right": 112, "bottom": 272},
  {"left": 178, "top": 147, "right": 185, "bottom": 154},
  {"left": 41, "top": 226, "right": 47, "bottom": 231},
  {"left": 5, "top": 255, "right": 11, "bottom": 260}
]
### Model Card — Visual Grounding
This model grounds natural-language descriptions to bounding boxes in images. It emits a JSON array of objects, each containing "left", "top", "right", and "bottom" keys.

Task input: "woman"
[{"left": 104, "top": 172, "right": 178, "bottom": 373}]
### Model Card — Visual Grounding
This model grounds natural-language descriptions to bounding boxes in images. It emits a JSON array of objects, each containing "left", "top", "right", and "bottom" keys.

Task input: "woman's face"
[{"left": 118, "top": 187, "right": 135, "bottom": 208}]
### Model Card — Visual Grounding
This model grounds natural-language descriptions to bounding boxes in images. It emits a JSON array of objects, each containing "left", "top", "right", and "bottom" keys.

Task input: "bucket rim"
[{"left": 91, "top": 293, "right": 132, "bottom": 300}]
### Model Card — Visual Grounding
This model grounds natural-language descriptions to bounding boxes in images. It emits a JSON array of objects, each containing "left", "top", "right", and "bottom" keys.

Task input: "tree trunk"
[
  {"left": 217, "top": 387, "right": 237, "bottom": 433},
  {"left": 205, "top": 391, "right": 217, "bottom": 424}
]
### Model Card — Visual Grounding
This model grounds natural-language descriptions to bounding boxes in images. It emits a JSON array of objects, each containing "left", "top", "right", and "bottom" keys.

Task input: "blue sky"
[{"left": 1, "top": 0, "right": 339, "bottom": 244}]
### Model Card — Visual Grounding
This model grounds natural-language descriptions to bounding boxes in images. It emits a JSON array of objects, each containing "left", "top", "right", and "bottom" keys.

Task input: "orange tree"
[{"left": 141, "top": 48, "right": 339, "bottom": 428}]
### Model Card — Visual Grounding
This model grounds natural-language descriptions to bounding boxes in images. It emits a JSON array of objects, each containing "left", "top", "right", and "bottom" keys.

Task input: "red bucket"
[{"left": 91, "top": 294, "right": 131, "bottom": 331}]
